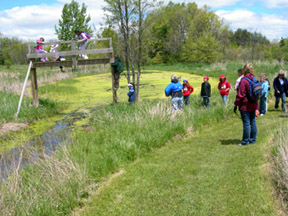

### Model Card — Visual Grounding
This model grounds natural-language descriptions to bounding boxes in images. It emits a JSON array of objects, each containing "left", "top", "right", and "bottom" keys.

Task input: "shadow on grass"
[{"left": 220, "top": 139, "right": 241, "bottom": 145}]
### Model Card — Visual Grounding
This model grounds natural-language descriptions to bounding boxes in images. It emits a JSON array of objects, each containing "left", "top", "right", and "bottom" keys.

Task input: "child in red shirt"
[
  {"left": 183, "top": 78, "right": 194, "bottom": 105},
  {"left": 218, "top": 74, "right": 231, "bottom": 105}
]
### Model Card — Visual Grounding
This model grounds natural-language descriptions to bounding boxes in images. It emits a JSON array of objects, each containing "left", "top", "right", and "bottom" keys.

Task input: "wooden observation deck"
[{"left": 24, "top": 38, "right": 117, "bottom": 109}]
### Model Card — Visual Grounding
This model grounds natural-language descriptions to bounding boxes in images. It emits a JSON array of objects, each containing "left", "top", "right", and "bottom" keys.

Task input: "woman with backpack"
[
  {"left": 75, "top": 30, "right": 89, "bottom": 59},
  {"left": 273, "top": 70, "right": 288, "bottom": 113},
  {"left": 234, "top": 64, "right": 258, "bottom": 146}
]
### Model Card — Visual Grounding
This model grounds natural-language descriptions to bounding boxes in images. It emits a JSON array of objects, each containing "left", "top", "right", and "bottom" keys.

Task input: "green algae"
[{"left": 0, "top": 70, "right": 218, "bottom": 152}]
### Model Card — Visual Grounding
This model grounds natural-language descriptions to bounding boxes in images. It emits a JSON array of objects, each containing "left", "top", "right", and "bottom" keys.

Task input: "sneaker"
[
  {"left": 238, "top": 143, "right": 249, "bottom": 146},
  {"left": 260, "top": 114, "right": 264, "bottom": 116}
]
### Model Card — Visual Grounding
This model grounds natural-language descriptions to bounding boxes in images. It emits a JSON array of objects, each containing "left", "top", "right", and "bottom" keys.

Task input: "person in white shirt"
[{"left": 235, "top": 68, "right": 244, "bottom": 91}]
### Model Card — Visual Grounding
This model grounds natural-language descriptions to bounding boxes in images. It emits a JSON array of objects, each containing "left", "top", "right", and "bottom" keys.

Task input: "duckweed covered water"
[{"left": 0, "top": 71, "right": 218, "bottom": 181}]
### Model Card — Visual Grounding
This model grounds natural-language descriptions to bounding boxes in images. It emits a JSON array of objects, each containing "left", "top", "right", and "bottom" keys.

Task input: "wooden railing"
[{"left": 27, "top": 38, "right": 114, "bottom": 68}]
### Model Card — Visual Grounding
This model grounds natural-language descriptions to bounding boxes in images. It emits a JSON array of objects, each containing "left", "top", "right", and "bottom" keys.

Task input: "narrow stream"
[{"left": 0, "top": 111, "right": 87, "bottom": 181}]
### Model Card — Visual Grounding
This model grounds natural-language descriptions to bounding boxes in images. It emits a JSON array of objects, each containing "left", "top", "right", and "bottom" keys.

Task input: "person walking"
[
  {"left": 165, "top": 74, "right": 183, "bottom": 111},
  {"left": 182, "top": 78, "right": 194, "bottom": 105},
  {"left": 234, "top": 64, "right": 258, "bottom": 146},
  {"left": 273, "top": 70, "right": 288, "bottom": 112},
  {"left": 201, "top": 76, "right": 211, "bottom": 108}
]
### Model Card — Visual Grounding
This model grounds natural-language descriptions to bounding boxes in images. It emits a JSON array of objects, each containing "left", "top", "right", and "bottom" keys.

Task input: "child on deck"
[
  {"left": 201, "top": 76, "right": 211, "bottom": 108},
  {"left": 35, "top": 37, "right": 48, "bottom": 62},
  {"left": 182, "top": 78, "right": 194, "bottom": 105},
  {"left": 50, "top": 44, "right": 65, "bottom": 72},
  {"left": 218, "top": 74, "right": 231, "bottom": 105},
  {"left": 74, "top": 30, "right": 89, "bottom": 59},
  {"left": 127, "top": 83, "right": 135, "bottom": 104},
  {"left": 259, "top": 73, "right": 269, "bottom": 116}
]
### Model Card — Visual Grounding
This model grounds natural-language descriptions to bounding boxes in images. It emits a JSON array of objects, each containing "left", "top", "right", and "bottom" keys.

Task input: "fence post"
[
  {"left": 31, "top": 66, "right": 39, "bottom": 107},
  {"left": 71, "top": 41, "right": 77, "bottom": 72}
]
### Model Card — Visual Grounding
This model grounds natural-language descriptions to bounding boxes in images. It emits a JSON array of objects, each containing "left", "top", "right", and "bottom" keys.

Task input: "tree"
[
  {"left": 55, "top": 0, "right": 92, "bottom": 49},
  {"left": 103, "top": 0, "right": 136, "bottom": 83}
]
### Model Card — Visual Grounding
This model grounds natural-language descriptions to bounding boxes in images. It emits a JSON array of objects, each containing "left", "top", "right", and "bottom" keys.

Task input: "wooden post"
[
  {"left": 71, "top": 41, "right": 77, "bottom": 72},
  {"left": 111, "top": 66, "right": 118, "bottom": 104},
  {"left": 31, "top": 67, "right": 39, "bottom": 107}
]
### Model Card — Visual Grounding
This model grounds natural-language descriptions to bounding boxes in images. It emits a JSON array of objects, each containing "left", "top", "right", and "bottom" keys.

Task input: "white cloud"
[
  {"left": 216, "top": 9, "right": 288, "bottom": 40},
  {"left": 161, "top": 0, "right": 240, "bottom": 8},
  {"left": 262, "top": 0, "right": 288, "bottom": 8}
]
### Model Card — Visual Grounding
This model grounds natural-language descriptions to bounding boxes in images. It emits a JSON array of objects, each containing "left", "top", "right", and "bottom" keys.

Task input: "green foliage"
[
  {"left": 4, "top": 59, "right": 12, "bottom": 68},
  {"left": 55, "top": 0, "right": 92, "bottom": 49}
]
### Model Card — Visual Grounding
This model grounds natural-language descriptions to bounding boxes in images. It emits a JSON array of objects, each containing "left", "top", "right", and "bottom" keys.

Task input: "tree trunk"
[{"left": 136, "top": 0, "right": 142, "bottom": 102}]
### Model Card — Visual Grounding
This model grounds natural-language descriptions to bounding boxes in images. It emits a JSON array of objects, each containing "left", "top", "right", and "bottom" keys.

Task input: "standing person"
[
  {"left": 235, "top": 68, "right": 244, "bottom": 91},
  {"left": 273, "top": 70, "right": 288, "bottom": 112},
  {"left": 50, "top": 44, "right": 65, "bottom": 72},
  {"left": 165, "top": 74, "right": 183, "bottom": 111},
  {"left": 218, "top": 74, "right": 231, "bottom": 105},
  {"left": 74, "top": 30, "right": 89, "bottom": 59},
  {"left": 201, "top": 76, "right": 211, "bottom": 108},
  {"left": 182, "top": 78, "right": 194, "bottom": 105},
  {"left": 259, "top": 73, "right": 269, "bottom": 116},
  {"left": 35, "top": 37, "right": 48, "bottom": 62},
  {"left": 111, "top": 56, "right": 124, "bottom": 90},
  {"left": 127, "top": 83, "right": 135, "bottom": 104},
  {"left": 234, "top": 64, "right": 258, "bottom": 146}
]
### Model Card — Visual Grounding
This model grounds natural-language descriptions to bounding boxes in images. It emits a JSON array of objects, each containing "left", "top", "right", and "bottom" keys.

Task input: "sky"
[{"left": 1, "top": 0, "right": 288, "bottom": 41}]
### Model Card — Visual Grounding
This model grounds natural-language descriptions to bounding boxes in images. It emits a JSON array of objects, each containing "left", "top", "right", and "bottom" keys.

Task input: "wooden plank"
[
  {"left": 30, "top": 68, "right": 39, "bottom": 107},
  {"left": 31, "top": 58, "right": 111, "bottom": 68},
  {"left": 27, "top": 48, "right": 113, "bottom": 59}
]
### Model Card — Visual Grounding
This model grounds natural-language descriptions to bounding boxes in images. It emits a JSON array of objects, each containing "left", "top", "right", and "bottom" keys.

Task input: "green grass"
[
  {"left": 80, "top": 110, "right": 286, "bottom": 216},
  {"left": 0, "top": 91, "right": 61, "bottom": 124}
]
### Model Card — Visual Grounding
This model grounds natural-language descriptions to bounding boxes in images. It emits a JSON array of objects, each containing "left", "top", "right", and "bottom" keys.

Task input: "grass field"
[{"left": 1, "top": 62, "right": 288, "bottom": 215}]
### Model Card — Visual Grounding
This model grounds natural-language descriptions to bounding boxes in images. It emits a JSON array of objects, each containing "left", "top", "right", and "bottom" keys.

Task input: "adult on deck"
[
  {"left": 234, "top": 64, "right": 258, "bottom": 146},
  {"left": 273, "top": 70, "right": 288, "bottom": 113},
  {"left": 165, "top": 74, "right": 183, "bottom": 111}
]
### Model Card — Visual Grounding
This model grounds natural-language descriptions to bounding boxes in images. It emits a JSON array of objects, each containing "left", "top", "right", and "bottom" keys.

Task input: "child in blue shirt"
[
  {"left": 127, "top": 83, "right": 135, "bottom": 104},
  {"left": 259, "top": 73, "right": 269, "bottom": 116}
]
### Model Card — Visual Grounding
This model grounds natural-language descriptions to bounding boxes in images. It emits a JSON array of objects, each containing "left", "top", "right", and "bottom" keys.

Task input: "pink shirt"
[{"left": 35, "top": 40, "right": 43, "bottom": 50}]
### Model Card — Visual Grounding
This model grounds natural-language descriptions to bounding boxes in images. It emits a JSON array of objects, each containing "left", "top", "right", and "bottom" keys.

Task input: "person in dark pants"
[
  {"left": 182, "top": 78, "right": 194, "bottom": 105},
  {"left": 127, "top": 83, "right": 135, "bottom": 104},
  {"left": 165, "top": 74, "right": 183, "bottom": 111},
  {"left": 273, "top": 70, "right": 288, "bottom": 112},
  {"left": 201, "top": 76, "right": 211, "bottom": 108},
  {"left": 234, "top": 64, "right": 258, "bottom": 146},
  {"left": 111, "top": 56, "right": 124, "bottom": 90}
]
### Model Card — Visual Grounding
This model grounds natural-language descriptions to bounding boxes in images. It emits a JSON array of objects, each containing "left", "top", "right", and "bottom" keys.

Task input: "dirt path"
[{"left": 78, "top": 111, "right": 287, "bottom": 215}]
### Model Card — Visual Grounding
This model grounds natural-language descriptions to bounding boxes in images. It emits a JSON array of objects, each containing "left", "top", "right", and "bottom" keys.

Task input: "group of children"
[
  {"left": 164, "top": 67, "right": 287, "bottom": 116},
  {"left": 34, "top": 30, "right": 89, "bottom": 65}
]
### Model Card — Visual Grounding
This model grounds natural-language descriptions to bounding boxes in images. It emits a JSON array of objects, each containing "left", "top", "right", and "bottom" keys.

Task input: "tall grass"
[
  {"left": 272, "top": 124, "right": 288, "bottom": 212},
  {"left": 0, "top": 95, "right": 234, "bottom": 215},
  {"left": 0, "top": 91, "right": 61, "bottom": 125}
]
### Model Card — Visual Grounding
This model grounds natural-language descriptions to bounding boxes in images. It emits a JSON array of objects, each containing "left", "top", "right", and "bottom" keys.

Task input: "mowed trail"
[{"left": 78, "top": 111, "right": 287, "bottom": 216}]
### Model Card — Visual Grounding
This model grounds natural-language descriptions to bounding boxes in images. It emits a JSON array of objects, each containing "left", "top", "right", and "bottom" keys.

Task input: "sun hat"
[
  {"left": 127, "top": 83, "right": 133, "bottom": 87},
  {"left": 204, "top": 76, "right": 209, "bottom": 80},
  {"left": 183, "top": 78, "right": 188, "bottom": 82},
  {"left": 171, "top": 74, "right": 178, "bottom": 80},
  {"left": 278, "top": 70, "right": 286, "bottom": 76}
]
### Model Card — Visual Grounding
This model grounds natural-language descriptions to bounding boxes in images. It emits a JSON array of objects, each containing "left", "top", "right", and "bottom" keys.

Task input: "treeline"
[
  {"left": 2, "top": 1, "right": 288, "bottom": 67},
  {"left": 0, "top": 34, "right": 28, "bottom": 67},
  {"left": 100, "top": 2, "right": 288, "bottom": 64}
]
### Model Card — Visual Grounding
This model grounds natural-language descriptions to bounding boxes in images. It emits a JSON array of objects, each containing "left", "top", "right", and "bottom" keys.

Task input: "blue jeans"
[
  {"left": 222, "top": 95, "right": 228, "bottom": 105},
  {"left": 275, "top": 92, "right": 287, "bottom": 112},
  {"left": 240, "top": 110, "right": 257, "bottom": 145},
  {"left": 171, "top": 97, "right": 183, "bottom": 111},
  {"left": 202, "top": 97, "right": 210, "bottom": 108},
  {"left": 259, "top": 96, "right": 267, "bottom": 115}
]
